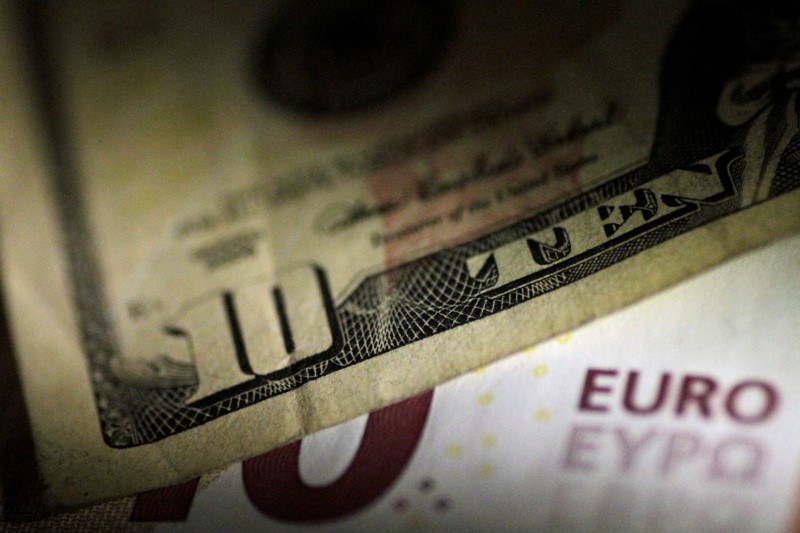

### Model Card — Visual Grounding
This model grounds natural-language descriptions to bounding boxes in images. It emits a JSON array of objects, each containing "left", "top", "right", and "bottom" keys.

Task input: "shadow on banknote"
[{"left": 0, "top": 288, "right": 49, "bottom": 522}]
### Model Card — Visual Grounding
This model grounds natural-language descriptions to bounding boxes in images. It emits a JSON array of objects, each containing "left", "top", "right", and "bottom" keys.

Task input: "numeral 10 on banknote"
[{"left": 168, "top": 266, "right": 340, "bottom": 404}]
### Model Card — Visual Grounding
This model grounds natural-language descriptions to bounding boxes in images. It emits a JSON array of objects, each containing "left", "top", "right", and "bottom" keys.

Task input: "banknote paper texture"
[
  {"left": 2, "top": 235, "right": 799, "bottom": 532},
  {"left": 166, "top": 235, "right": 800, "bottom": 533},
  {"left": 1, "top": 0, "right": 799, "bottom": 504}
]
